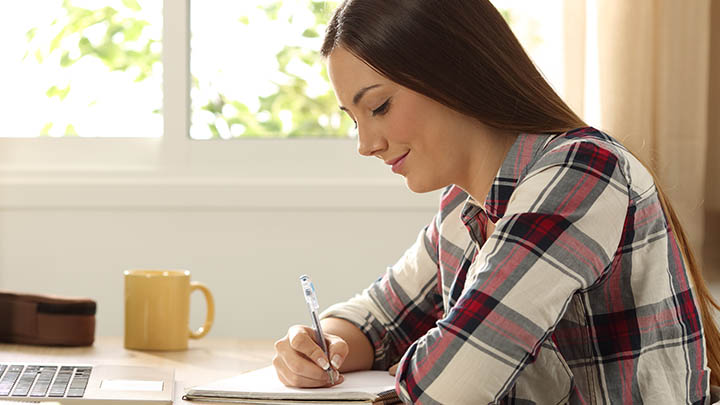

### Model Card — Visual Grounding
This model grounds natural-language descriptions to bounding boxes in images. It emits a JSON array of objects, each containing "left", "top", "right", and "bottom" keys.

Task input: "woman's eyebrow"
[
  {"left": 352, "top": 84, "right": 382, "bottom": 105},
  {"left": 339, "top": 84, "right": 382, "bottom": 112}
]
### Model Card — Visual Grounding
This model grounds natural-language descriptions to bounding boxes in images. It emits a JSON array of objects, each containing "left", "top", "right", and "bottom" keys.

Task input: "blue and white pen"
[{"left": 299, "top": 275, "right": 335, "bottom": 384}]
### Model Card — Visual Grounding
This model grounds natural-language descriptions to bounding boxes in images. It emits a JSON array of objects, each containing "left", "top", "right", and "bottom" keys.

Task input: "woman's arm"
[
  {"left": 320, "top": 206, "right": 447, "bottom": 371},
  {"left": 320, "top": 317, "right": 374, "bottom": 372},
  {"left": 274, "top": 188, "right": 453, "bottom": 387}
]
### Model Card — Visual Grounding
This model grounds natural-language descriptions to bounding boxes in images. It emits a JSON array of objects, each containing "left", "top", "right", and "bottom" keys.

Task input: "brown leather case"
[{"left": 0, "top": 290, "right": 96, "bottom": 346}]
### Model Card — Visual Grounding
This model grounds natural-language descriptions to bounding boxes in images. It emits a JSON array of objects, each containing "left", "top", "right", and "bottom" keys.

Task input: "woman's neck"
[{"left": 457, "top": 125, "right": 519, "bottom": 209}]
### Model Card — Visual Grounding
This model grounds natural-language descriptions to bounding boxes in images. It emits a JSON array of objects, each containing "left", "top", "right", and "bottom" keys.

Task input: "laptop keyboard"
[{"left": 0, "top": 364, "right": 92, "bottom": 398}]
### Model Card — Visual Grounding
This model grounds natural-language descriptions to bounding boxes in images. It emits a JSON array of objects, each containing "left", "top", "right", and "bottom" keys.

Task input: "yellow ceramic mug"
[{"left": 124, "top": 270, "right": 214, "bottom": 351}]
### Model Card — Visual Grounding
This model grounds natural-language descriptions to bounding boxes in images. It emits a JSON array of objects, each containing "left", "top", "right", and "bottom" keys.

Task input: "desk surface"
[{"left": 1, "top": 336, "right": 276, "bottom": 404}]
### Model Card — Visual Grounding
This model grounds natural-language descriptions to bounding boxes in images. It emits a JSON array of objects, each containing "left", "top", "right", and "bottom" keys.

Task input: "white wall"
[{"left": 0, "top": 184, "right": 438, "bottom": 339}]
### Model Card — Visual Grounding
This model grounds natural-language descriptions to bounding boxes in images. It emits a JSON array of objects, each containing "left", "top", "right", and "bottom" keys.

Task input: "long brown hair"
[{"left": 322, "top": 0, "right": 720, "bottom": 385}]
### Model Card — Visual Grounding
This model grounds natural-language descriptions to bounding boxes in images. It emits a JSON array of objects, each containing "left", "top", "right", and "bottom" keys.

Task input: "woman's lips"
[{"left": 389, "top": 151, "right": 409, "bottom": 174}]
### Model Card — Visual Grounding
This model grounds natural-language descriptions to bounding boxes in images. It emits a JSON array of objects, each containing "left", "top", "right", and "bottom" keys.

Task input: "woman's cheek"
[{"left": 387, "top": 108, "right": 419, "bottom": 144}]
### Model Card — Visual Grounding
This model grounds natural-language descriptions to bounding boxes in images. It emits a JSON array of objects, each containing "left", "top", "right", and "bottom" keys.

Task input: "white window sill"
[{"left": 0, "top": 175, "right": 439, "bottom": 210}]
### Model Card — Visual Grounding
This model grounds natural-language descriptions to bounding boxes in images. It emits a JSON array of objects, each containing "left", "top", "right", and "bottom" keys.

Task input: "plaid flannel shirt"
[{"left": 322, "top": 127, "right": 710, "bottom": 404}]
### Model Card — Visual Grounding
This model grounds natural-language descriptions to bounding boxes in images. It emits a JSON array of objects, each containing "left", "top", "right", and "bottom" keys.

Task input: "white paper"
[{"left": 186, "top": 366, "right": 395, "bottom": 401}]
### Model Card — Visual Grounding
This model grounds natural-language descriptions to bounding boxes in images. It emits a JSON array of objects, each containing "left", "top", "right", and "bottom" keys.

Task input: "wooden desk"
[{"left": 1, "top": 336, "right": 276, "bottom": 404}]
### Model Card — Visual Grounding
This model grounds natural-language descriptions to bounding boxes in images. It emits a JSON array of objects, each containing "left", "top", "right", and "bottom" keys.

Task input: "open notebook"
[{"left": 183, "top": 366, "right": 400, "bottom": 404}]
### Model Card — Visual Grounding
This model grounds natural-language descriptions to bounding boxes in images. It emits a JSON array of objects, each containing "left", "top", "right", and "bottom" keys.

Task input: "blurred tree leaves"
[
  {"left": 29, "top": 0, "right": 160, "bottom": 81},
  {"left": 23, "top": 1, "right": 523, "bottom": 139},
  {"left": 27, "top": 0, "right": 353, "bottom": 139},
  {"left": 196, "top": 0, "right": 352, "bottom": 139}
]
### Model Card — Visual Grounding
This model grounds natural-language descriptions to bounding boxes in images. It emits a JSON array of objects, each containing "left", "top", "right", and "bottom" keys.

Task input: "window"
[
  {"left": 190, "top": 1, "right": 352, "bottom": 139},
  {"left": 0, "top": 0, "right": 568, "bottom": 188},
  {"left": 188, "top": 0, "right": 565, "bottom": 141},
  {"left": 0, "top": 0, "right": 162, "bottom": 138}
]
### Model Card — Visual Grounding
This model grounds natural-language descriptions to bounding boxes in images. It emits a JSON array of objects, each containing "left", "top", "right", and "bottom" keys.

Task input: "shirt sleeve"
[
  {"left": 395, "top": 140, "right": 630, "bottom": 404},
  {"left": 320, "top": 209, "right": 444, "bottom": 370}
]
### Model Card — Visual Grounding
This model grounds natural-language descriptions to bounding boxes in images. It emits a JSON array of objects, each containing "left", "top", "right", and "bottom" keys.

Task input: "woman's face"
[{"left": 327, "top": 46, "right": 501, "bottom": 194}]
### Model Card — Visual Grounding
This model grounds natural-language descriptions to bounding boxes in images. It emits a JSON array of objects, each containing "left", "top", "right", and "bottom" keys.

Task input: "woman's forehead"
[{"left": 327, "top": 47, "right": 390, "bottom": 101}]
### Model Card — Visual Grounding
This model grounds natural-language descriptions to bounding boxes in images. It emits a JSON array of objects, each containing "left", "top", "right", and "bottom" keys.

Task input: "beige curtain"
[{"left": 563, "top": 0, "right": 718, "bottom": 275}]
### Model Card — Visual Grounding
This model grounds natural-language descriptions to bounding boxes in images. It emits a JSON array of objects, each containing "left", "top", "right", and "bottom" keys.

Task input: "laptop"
[{"left": 0, "top": 363, "right": 174, "bottom": 404}]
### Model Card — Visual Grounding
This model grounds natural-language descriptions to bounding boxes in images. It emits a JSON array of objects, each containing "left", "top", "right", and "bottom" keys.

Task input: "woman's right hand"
[{"left": 273, "top": 325, "right": 349, "bottom": 388}]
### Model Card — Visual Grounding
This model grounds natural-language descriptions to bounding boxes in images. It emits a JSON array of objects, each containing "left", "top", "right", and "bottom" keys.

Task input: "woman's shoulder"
[
  {"left": 529, "top": 126, "right": 655, "bottom": 201},
  {"left": 540, "top": 126, "right": 627, "bottom": 162}
]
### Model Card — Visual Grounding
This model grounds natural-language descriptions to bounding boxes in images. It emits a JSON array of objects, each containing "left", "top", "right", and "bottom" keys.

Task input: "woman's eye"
[{"left": 372, "top": 98, "right": 391, "bottom": 116}]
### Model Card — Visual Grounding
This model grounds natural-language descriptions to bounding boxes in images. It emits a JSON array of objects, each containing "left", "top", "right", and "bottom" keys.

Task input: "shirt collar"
[{"left": 461, "top": 132, "right": 552, "bottom": 224}]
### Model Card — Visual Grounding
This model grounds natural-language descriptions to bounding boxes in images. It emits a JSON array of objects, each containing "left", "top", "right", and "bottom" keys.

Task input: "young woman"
[{"left": 273, "top": 0, "right": 720, "bottom": 403}]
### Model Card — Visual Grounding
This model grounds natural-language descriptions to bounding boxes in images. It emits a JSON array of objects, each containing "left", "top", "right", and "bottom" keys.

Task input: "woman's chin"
[{"left": 405, "top": 177, "right": 445, "bottom": 194}]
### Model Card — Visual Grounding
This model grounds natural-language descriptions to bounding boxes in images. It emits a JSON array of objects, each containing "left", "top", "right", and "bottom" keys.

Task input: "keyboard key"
[
  {"left": 66, "top": 367, "right": 92, "bottom": 398},
  {"left": 29, "top": 366, "right": 57, "bottom": 397},
  {"left": 66, "top": 388, "right": 86, "bottom": 397},
  {"left": 11, "top": 365, "right": 40, "bottom": 396},
  {"left": 0, "top": 365, "right": 23, "bottom": 396},
  {"left": 48, "top": 367, "right": 74, "bottom": 397}
]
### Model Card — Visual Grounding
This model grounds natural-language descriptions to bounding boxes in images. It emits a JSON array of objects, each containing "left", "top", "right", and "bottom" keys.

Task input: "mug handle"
[{"left": 189, "top": 281, "right": 215, "bottom": 339}]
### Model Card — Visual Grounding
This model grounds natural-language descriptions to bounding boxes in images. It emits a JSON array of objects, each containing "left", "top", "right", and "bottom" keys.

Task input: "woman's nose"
[{"left": 356, "top": 126, "right": 387, "bottom": 157}]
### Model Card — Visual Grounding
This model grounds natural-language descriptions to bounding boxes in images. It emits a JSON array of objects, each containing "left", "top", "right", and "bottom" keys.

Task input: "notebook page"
[{"left": 186, "top": 366, "right": 396, "bottom": 401}]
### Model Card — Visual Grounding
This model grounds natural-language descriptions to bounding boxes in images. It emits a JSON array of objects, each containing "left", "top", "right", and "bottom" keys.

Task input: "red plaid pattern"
[{"left": 322, "top": 127, "right": 710, "bottom": 404}]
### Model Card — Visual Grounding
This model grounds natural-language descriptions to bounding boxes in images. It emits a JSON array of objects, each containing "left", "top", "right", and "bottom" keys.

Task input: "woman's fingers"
[
  {"left": 273, "top": 325, "right": 345, "bottom": 387},
  {"left": 288, "top": 325, "right": 333, "bottom": 371},
  {"left": 273, "top": 350, "right": 344, "bottom": 387},
  {"left": 326, "top": 334, "right": 350, "bottom": 370},
  {"left": 275, "top": 331, "right": 329, "bottom": 381},
  {"left": 274, "top": 353, "right": 340, "bottom": 387}
]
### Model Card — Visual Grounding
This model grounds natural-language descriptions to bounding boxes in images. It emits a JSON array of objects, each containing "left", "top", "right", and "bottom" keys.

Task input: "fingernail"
[
  {"left": 317, "top": 357, "right": 329, "bottom": 370},
  {"left": 334, "top": 370, "right": 341, "bottom": 381},
  {"left": 331, "top": 355, "right": 342, "bottom": 369}
]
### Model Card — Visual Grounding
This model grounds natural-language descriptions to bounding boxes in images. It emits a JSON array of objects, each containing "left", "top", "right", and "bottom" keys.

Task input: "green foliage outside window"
[
  {"left": 28, "top": 0, "right": 160, "bottom": 82},
  {"left": 26, "top": 0, "right": 353, "bottom": 139},
  {"left": 25, "top": 1, "right": 520, "bottom": 139}
]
